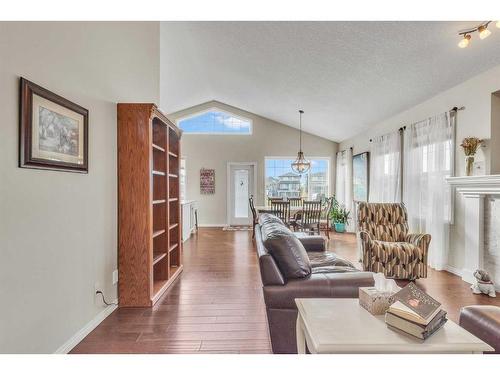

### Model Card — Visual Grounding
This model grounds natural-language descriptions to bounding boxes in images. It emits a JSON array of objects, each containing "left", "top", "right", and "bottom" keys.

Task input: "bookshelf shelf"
[
  {"left": 152, "top": 144, "right": 165, "bottom": 152},
  {"left": 153, "top": 252, "right": 167, "bottom": 265},
  {"left": 118, "top": 103, "right": 183, "bottom": 307}
]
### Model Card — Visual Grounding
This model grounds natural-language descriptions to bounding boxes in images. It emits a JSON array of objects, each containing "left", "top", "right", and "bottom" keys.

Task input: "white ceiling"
[{"left": 160, "top": 21, "right": 500, "bottom": 142}]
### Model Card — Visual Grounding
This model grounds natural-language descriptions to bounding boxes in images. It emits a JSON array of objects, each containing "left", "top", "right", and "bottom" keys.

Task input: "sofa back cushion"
[
  {"left": 258, "top": 213, "right": 284, "bottom": 226},
  {"left": 357, "top": 202, "right": 408, "bottom": 242},
  {"left": 261, "top": 220, "right": 311, "bottom": 279}
]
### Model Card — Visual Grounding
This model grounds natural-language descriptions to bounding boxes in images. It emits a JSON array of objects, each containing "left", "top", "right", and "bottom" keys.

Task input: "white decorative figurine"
[{"left": 471, "top": 269, "right": 496, "bottom": 297}]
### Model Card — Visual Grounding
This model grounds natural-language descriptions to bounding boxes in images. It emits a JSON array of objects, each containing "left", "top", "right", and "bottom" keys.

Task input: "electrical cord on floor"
[{"left": 96, "top": 290, "right": 118, "bottom": 306}]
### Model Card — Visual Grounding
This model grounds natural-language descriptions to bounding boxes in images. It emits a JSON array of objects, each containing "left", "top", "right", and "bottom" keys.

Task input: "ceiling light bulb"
[
  {"left": 458, "top": 34, "right": 471, "bottom": 48},
  {"left": 478, "top": 25, "right": 491, "bottom": 39}
]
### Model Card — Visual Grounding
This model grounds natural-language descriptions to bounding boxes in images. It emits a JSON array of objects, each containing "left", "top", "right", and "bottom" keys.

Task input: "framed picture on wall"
[
  {"left": 200, "top": 168, "right": 215, "bottom": 194},
  {"left": 19, "top": 77, "right": 89, "bottom": 173},
  {"left": 352, "top": 152, "right": 369, "bottom": 201}
]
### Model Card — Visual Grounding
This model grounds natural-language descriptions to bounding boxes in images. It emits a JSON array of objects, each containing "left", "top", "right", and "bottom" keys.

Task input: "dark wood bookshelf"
[{"left": 118, "top": 103, "right": 183, "bottom": 307}]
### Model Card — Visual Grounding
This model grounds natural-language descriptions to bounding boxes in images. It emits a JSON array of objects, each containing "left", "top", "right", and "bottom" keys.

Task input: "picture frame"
[
  {"left": 19, "top": 77, "right": 89, "bottom": 173},
  {"left": 200, "top": 168, "right": 215, "bottom": 194},
  {"left": 352, "top": 152, "right": 369, "bottom": 202}
]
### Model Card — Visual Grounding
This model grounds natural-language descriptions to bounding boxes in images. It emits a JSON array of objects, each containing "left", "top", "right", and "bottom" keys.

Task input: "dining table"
[{"left": 254, "top": 205, "right": 304, "bottom": 216}]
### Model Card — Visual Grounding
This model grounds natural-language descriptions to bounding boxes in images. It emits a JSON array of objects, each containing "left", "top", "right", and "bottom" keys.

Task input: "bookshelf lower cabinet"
[{"left": 118, "top": 103, "right": 183, "bottom": 307}]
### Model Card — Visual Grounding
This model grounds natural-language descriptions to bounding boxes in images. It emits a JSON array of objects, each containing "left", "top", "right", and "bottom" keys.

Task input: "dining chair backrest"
[
  {"left": 301, "top": 200, "right": 322, "bottom": 225},
  {"left": 321, "top": 197, "right": 335, "bottom": 220},
  {"left": 270, "top": 201, "right": 290, "bottom": 223},
  {"left": 288, "top": 197, "right": 303, "bottom": 207},
  {"left": 249, "top": 195, "right": 257, "bottom": 223},
  {"left": 268, "top": 197, "right": 284, "bottom": 206}
]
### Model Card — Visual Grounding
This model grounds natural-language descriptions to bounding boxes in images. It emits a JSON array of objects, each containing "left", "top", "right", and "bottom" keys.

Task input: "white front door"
[{"left": 228, "top": 163, "right": 255, "bottom": 226}]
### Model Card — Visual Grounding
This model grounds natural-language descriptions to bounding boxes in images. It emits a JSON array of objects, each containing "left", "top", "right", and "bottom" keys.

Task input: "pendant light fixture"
[{"left": 291, "top": 110, "right": 311, "bottom": 174}]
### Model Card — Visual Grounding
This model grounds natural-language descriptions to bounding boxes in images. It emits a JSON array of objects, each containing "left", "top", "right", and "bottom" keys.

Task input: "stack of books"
[{"left": 385, "top": 282, "right": 447, "bottom": 340}]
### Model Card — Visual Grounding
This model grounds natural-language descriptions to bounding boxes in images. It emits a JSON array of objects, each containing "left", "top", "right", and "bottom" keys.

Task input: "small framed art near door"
[{"left": 19, "top": 77, "right": 89, "bottom": 173}]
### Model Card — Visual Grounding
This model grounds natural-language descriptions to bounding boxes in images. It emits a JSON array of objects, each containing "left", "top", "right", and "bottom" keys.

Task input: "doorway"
[{"left": 227, "top": 162, "right": 257, "bottom": 226}]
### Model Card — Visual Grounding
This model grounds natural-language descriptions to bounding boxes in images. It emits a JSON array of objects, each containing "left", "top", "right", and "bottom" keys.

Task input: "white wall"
[
  {"left": 339, "top": 63, "right": 500, "bottom": 272},
  {"left": 0, "top": 22, "right": 160, "bottom": 353},
  {"left": 166, "top": 101, "right": 338, "bottom": 226}
]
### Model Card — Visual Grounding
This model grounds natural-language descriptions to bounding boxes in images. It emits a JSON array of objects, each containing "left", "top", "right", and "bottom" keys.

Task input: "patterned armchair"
[{"left": 357, "top": 202, "right": 431, "bottom": 280}]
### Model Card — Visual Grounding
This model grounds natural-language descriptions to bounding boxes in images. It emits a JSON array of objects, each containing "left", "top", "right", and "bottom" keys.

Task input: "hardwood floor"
[
  {"left": 71, "top": 228, "right": 500, "bottom": 354},
  {"left": 71, "top": 228, "right": 270, "bottom": 354}
]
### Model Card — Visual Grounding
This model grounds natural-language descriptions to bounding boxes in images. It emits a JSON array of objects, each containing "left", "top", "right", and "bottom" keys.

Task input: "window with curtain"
[
  {"left": 403, "top": 112, "right": 454, "bottom": 270},
  {"left": 369, "top": 131, "right": 401, "bottom": 203},
  {"left": 335, "top": 149, "right": 353, "bottom": 229}
]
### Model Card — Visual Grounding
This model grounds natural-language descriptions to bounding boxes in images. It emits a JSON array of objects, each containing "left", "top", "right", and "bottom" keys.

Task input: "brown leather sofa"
[
  {"left": 459, "top": 305, "right": 500, "bottom": 354},
  {"left": 255, "top": 214, "right": 374, "bottom": 353}
]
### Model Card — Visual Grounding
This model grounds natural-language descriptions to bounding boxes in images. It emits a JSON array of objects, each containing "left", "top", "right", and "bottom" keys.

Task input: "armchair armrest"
[
  {"left": 405, "top": 233, "right": 431, "bottom": 252},
  {"left": 358, "top": 230, "right": 373, "bottom": 245}
]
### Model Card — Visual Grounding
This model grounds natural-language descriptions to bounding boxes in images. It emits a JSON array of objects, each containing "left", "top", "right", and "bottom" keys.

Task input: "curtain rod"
[{"left": 369, "top": 106, "right": 465, "bottom": 142}]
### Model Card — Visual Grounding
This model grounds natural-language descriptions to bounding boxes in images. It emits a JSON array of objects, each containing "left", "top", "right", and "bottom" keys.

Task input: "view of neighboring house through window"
[
  {"left": 177, "top": 108, "right": 252, "bottom": 134},
  {"left": 265, "top": 158, "right": 329, "bottom": 200}
]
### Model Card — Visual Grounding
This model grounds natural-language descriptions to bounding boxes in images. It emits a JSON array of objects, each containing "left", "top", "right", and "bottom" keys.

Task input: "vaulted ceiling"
[{"left": 160, "top": 21, "right": 500, "bottom": 142}]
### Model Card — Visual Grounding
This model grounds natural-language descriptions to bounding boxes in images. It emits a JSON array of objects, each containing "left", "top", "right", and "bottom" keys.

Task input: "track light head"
[
  {"left": 458, "top": 34, "right": 471, "bottom": 48},
  {"left": 478, "top": 25, "right": 491, "bottom": 39}
]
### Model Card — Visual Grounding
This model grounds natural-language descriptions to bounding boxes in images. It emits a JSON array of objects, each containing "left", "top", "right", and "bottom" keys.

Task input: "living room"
[{"left": 1, "top": 1, "right": 500, "bottom": 373}]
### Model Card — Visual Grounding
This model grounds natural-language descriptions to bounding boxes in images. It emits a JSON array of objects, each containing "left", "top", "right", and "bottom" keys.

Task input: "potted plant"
[{"left": 329, "top": 198, "right": 350, "bottom": 233}]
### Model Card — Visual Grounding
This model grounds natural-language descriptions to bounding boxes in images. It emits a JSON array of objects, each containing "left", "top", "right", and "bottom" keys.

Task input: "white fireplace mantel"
[
  {"left": 446, "top": 175, "right": 500, "bottom": 196},
  {"left": 446, "top": 175, "right": 500, "bottom": 285}
]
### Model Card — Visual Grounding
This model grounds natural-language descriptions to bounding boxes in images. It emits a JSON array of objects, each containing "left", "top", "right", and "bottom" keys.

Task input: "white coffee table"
[{"left": 295, "top": 298, "right": 494, "bottom": 354}]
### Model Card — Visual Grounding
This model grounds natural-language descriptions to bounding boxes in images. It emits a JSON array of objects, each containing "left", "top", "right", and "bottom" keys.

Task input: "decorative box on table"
[{"left": 359, "top": 287, "right": 395, "bottom": 315}]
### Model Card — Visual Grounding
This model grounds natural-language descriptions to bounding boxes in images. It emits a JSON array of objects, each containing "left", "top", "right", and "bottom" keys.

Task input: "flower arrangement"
[
  {"left": 460, "top": 137, "right": 483, "bottom": 156},
  {"left": 460, "top": 137, "right": 483, "bottom": 176}
]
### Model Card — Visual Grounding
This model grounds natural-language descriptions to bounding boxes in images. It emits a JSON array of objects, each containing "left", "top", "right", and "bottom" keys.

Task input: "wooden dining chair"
[
  {"left": 268, "top": 196, "right": 284, "bottom": 206},
  {"left": 288, "top": 197, "right": 303, "bottom": 207},
  {"left": 296, "top": 200, "right": 322, "bottom": 235},
  {"left": 319, "top": 197, "right": 335, "bottom": 239},
  {"left": 270, "top": 200, "right": 291, "bottom": 227},
  {"left": 249, "top": 195, "right": 258, "bottom": 239}
]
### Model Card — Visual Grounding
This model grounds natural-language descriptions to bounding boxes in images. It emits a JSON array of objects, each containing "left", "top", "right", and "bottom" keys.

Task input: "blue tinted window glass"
[{"left": 179, "top": 110, "right": 251, "bottom": 134}]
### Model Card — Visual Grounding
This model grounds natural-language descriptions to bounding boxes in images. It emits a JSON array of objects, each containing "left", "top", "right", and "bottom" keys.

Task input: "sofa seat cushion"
[
  {"left": 308, "top": 251, "right": 356, "bottom": 268},
  {"left": 309, "top": 251, "right": 359, "bottom": 274},
  {"left": 261, "top": 222, "right": 311, "bottom": 280}
]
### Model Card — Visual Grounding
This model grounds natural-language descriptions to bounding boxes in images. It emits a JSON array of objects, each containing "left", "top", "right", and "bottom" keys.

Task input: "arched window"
[{"left": 177, "top": 108, "right": 252, "bottom": 135}]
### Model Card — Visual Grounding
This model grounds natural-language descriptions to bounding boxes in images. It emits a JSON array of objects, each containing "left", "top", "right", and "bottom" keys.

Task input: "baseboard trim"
[
  {"left": 444, "top": 265, "right": 463, "bottom": 277},
  {"left": 54, "top": 301, "right": 118, "bottom": 354},
  {"left": 197, "top": 224, "right": 227, "bottom": 228}
]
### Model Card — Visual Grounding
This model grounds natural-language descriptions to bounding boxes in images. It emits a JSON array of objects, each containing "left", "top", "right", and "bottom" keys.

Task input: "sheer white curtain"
[
  {"left": 335, "top": 149, "right": 354, "bottom": 231},
  {"left": 403, "top": 112, "right": 454, "bottom": 270},
  {"left": 369, "top": 131, "right": 401, "bottom": 203}
]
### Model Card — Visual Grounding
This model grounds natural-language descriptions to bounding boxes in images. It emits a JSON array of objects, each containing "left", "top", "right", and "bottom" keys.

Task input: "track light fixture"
[
  {"left": 457, "top": 21, "right": 495, "bottom": 48},
  {"left": 458, "top": 34, "right": 471, "bottom": 48},
  {"left": 478, "top": 25, "right": 491, "bottom": 39}
]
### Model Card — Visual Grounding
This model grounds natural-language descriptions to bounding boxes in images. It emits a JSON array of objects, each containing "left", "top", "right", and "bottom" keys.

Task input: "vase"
[
  {"left": 334, "top": 222, "right": 346, "bottom": 233},
  {"left": 465, "top": 156, "right": 474, "bottom": 176}
]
